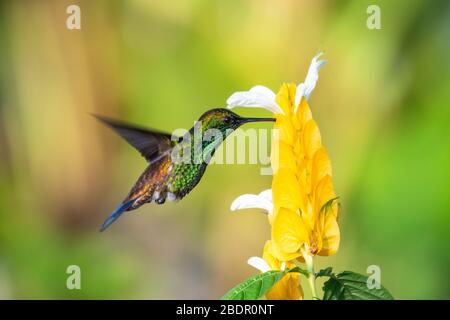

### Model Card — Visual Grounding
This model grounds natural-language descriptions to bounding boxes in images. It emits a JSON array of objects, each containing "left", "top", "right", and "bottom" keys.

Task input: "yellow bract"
[
  {"left": 262, "top": 241, "right": 303, "bottom": 300},
  {"left": 271, "top": 83, "right": 340, "bottom": 260}
]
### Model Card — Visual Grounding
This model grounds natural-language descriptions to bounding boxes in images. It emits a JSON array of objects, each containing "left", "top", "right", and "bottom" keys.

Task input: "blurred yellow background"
[{"left": 0, "top": 0, "right": 449, "bottom": 299}]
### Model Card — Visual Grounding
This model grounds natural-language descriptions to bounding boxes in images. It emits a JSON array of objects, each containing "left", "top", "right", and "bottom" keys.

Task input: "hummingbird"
[{"left": 95, "top": 108, "right": 275, "bottom": 231}]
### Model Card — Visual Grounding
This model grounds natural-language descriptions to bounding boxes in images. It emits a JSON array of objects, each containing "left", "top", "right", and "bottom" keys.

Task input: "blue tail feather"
[{"left": 100, "top": 200, "right": 135, "bottom": 232}]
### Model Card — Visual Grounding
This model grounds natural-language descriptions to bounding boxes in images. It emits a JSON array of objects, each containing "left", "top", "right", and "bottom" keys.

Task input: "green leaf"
[
  {"left": 322, "top": 270, "right": 394, "bottom": 300},
  {"left": 221, "top": 267, "right": 307, "bottom": 300},
  {"left": 288, "top": 266, "right": 309, "bottom": 277},
  {"left": 221, "top": 270, "right": 286, "bottom": 300},
  {"left": 320, "top": 197, "right": 339, "bottom": 214},
  {"left": 316, "top": 267, "right": 333, "bottom": 278}
]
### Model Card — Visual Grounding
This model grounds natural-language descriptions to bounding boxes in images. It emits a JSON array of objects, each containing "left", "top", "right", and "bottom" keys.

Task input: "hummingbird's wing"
[{"left": 94, "top": 115, "right": 177, "bottom": 163}]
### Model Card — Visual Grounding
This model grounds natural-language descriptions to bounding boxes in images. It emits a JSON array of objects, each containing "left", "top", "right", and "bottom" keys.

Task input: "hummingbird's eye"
[{"left": 224, "top": 117, "right": 232, "bottom": 124}]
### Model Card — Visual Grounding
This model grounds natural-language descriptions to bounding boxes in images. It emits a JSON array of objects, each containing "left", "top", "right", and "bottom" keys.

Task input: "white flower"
[
  {"left": 230, "top": 189, "right": 273, "bottom": 215},
  {"left": 226, "top": 85, "right": 284, "bottom": 114},
  {"left": 247, "top": 257, "right": 271, "bottom": 273},
  {"left": 226, "top": 53, "right": 326, "bottom": 114},
  {"left": 247, "top": 256, "right": 286, "bottom": 273},
  {"left": 294, "top": 52, "right": 327, "bottom": 112}
]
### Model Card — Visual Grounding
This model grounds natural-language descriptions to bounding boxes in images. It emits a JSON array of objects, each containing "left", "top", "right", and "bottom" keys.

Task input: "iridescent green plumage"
[{"left": 95, "top": 108, "right": 275, "bottom": 231}]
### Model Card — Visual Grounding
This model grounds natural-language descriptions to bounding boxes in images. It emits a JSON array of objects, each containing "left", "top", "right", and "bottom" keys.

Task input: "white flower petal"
[
  {"left": 249, "top": 85, "right": 277, "bottom": 101},
  {"left": 294, "top": 52, "right": 327, "bottom": 113},
  {"left": 248, "top": 257, "right": 271, "bottom": 273},
  {"left": 294, "top": 83, "right": 305, "bottom": 113},
  {"left": 304, "top": 52, "right": 327, "bottom": 100},
  {"left": 230, "top": 193, "right": 273, "bottom": 214},
  {"left": 258, "top": 189, "right": 273, "bottom": 203},
  {"left": 226, "top": 85, "right": 284, "bottom": 114}
]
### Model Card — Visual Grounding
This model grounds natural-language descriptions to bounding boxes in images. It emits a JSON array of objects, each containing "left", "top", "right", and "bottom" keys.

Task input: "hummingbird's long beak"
[{"left": 241, "top": 117, "right": 276, "bottom": 123}]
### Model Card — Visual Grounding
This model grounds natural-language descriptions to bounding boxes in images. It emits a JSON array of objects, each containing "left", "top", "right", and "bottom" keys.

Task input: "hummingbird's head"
[{"left": 198, "top": 108, "right": 275, "bottom": 134}]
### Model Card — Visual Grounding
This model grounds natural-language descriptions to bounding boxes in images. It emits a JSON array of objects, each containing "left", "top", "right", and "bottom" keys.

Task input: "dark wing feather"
[{"left": 94, "top": 115, "right": 176, "bottom": 162}]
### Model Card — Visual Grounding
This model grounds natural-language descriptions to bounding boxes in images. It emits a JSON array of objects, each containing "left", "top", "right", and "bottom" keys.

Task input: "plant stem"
[
  {"left": 307, "top": 271, "right": 317, "bottom": 299},
  {"left": 302, "top": 250, "right": 318, "bottom": 299}
]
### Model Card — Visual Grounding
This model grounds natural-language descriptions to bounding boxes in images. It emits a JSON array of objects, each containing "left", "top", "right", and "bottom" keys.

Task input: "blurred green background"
[{"left": 0, "top": 0, "right": 449, "bottom": 299}]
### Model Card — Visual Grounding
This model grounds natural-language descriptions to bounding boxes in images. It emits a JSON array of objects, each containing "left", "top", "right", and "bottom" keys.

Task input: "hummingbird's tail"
[{"left": 100, "top": 200, "right": 135, "bottom": 232}]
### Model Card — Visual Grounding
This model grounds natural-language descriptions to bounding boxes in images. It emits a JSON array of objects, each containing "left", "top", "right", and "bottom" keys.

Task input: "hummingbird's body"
[
  {"left": 96, "top": 108, "right": 274, "bottom": 231},
  {"left": 124, "top": 154, "right": 205, "bottom": 208}
]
